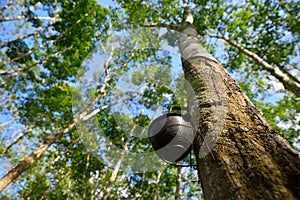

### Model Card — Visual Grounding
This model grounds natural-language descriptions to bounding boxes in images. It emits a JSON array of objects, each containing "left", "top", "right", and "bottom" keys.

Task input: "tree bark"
[{"left": 179, "top": 22, "right": 300, "bottom": 200}]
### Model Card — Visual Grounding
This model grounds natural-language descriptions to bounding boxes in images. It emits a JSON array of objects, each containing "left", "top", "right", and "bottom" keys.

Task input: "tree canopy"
[{"left": 0, "top": 0, "right": 299, "bottom": 199}]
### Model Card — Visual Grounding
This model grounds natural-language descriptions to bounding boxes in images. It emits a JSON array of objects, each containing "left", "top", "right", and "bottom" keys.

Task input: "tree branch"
[
  {"left": 0, "top": 0, "right": 13, "bottom": 13},
  {"left": 0, "top": 23, "right": 54, "bottom": 49},
  {"left": 278, "top": 64, "right": 300, "bottom": 85},
  {"left": 0, "top": 47, "right": 37, "bottom": 71},
  {"left": 183, "top": 3, "right": 194, "bottom": 24},
  {"left": 0, "top": 16, "right": 59, "bottom": 22},
  {"left": 136, "top": 22, "right": 182, "bottom": 32},
  {"left": 0, "top": 8, "right": 89, "bottom": 50},
  {"left": 0, "top": 11, "right": 90, "bottom": 78},
  {"left": 0, "top": 126, "right": 36, "bottom": 158},
  {"left": 0, "top": 36, "right": 65, "bottom": 70},
  {"left": 212, "top": 35, "right": 300, "bottom": 97},
  {"left": 0, "top": 46, "right": 71, "bottom": 87}
]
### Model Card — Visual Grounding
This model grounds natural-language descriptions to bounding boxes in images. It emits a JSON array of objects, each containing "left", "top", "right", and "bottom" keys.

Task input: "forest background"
[{"left": 0, "top": 0, "right": 299, "bottom": 199}]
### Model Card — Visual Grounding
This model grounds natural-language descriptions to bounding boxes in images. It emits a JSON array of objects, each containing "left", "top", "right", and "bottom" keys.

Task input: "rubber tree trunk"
[{"left": 179, "top": 22, "right": 300, "bottom": 200}]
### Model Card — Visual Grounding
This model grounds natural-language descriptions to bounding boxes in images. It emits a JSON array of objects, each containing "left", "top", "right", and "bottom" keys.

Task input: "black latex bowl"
[{"left": 148, "top": 113, "right": 194, "bottom": 162}]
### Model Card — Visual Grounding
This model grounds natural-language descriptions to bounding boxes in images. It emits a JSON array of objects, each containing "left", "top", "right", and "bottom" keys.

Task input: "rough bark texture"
[{"left": 180, "top": 23, "right": 300, "bottom": 200}]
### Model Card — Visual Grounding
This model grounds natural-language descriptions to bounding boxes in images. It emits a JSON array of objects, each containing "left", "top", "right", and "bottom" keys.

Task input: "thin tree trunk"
[
  {"left": 175, "top": 166, "right": 182, "bottom": 200},
  {"left": 100, "top": 143, "right": 127, "bottom": 200},
  {"left": 150, "top": 168, "right": 165, "bottom": 200},
  {"left": 179, "top": 21, "right": 300, "bottom": 200},
  {"left": 83, "top": 153, "right": 90, "bottom": 200},
  {"left": 212, "top": 35, "right": 300, "bottom": 97},
  {"left": 101, "top": 124, "right": 138, "bottom": 200},
  {"left": 137, "top": 169, "right": 146, "bottom": 200}
]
